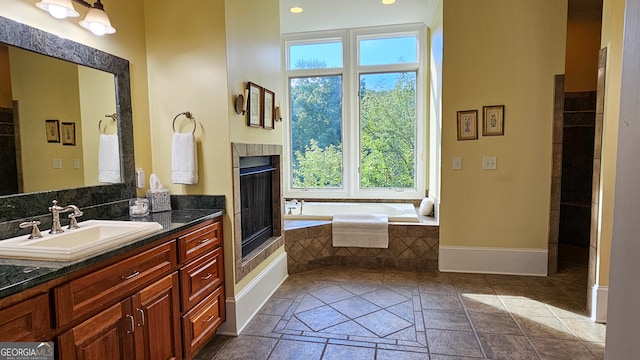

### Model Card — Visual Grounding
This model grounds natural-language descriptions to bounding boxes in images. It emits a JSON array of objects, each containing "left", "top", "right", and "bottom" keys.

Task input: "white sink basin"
[{"left": 0, "top": 220, "right": 163, "bottom": 261}]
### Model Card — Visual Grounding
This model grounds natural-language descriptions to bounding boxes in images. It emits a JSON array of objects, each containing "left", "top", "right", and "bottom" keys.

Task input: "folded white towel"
[
  {"left": 332, "top": 213, "right": 389, "bottom": 248},
  {"left": 98, "top": 133, "right": 121, "bottom": 183},
  {"left": 171, "top": 132, "right": 198, "bottom": 184}
]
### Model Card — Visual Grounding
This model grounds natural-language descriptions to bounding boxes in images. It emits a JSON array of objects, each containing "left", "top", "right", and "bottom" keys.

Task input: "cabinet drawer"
[
  {"left": 178, "top": 220, "right": 221, "bottom": 262},
  {"left": 55, "top": 242, "right": 177, "bottom": 327},
  {"left": 180, "top": 247, "right": 224, "bottom": 311},
  {"left": 181, "top": 286, "right": 225, "bottom": 359},
  {"left": 0, "top": 294, "right": 51, "bottom": 341}
]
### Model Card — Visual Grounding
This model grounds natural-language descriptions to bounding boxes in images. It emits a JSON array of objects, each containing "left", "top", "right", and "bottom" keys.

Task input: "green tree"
[
  {"left": 359, "top": 72, "right": 416, "bottom": 188},
  {"left": 290, "top": 59, "right": 343, "bottom": 188},
  {"left": 292, "top": 140, "right": 342, "bottom": 188}
]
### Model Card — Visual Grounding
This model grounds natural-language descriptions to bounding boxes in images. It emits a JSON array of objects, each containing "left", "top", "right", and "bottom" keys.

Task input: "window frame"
[{"left": 283, "top": 25, "right": 427, "bottom": 200}]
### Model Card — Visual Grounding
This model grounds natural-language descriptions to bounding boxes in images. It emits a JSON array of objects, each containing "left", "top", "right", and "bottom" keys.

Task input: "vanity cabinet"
[
  {"left": 0, "top": 215, "right": 224, "bottom": 360},
  {"left": 58, "top": 273, "right": 181, "bottom": 360},
  {"left": 0, "top": 293, "right": 51, "bottom": 341},
  {"left": 54, "top": 241, "right": 177, "bottom": 328},
  {"left": 178, "top": 219, "right": 225, "bottom": 359}
]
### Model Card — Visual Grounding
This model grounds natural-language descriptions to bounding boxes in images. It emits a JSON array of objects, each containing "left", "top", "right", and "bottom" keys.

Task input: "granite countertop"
[{"left": 0, "top": 209, "right": 223, "bottom": 300}]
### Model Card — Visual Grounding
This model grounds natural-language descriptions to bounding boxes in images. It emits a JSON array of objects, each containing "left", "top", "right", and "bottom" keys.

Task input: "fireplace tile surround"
[{"left": 232, "top": 143, "right": 284, "bottom": 282}]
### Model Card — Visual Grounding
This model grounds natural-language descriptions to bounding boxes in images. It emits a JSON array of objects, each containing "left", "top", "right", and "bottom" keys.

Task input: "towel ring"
[
  {"left": 172, "top": 111, "right": 196, "bottom": 134},
  {"left": 98, "top": 113, "right": 118, "bottom": 134}
]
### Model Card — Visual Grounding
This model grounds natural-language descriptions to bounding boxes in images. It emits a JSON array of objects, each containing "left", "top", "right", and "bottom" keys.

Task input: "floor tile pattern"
[{"left": 195, "top": 263, "right": 605, "bottom": 360}]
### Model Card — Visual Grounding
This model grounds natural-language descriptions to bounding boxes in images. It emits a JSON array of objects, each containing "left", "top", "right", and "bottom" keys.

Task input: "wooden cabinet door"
[
  {"left": 0, "top": 293, "right": 51, "bottom": 342},
  {"left": 58, "top": 300, "right": 135, "bottom": 360},
  {"left": 132, "top": 273, "right": 182, "bottom": 360}
]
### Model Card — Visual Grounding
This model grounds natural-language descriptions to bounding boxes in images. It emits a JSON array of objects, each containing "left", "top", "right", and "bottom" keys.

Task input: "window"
[{"left": 285, "top": 27, "right": 426, "bottom": 199}]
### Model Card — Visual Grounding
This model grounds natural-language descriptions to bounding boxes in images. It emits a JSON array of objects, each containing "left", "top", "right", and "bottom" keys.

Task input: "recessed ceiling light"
[
  {"left": 289, "top": 6, "right": 303, "bottom": 13},
  {"left": 382, "top": 0, "right": 396, "bottom": 4}
]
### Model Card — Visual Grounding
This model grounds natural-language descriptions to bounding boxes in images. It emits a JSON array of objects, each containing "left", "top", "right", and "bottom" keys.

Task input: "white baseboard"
[
  {"left": 217, "top": 252, "right": 289, "bottom": 336},
  {"left": 590, "top": 285, "right": 608, "bottom": 323},
  {"left": 439, "top": 246, "right": 548, "bottom": 276}
]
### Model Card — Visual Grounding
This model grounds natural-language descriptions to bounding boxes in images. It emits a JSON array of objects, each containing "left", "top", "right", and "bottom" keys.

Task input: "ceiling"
[{"left": 279, "top": 0, "right": 441, "bottom": 34}]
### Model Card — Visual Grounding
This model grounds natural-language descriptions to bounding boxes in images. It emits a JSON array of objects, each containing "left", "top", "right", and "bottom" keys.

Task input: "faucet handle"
[
  {"left": 68, "top": 212, "right": 82, "bottom": 229},
  {"left": 19, "top": 220, "right": 43, "bottom": 239}
]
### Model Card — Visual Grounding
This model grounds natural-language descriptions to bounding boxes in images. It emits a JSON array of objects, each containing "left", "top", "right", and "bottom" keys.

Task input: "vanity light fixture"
[
  {"left": 36, "top": 0, "right": 116, "bottom": 36},
  {"left": 289, "top": 6, "right": 303, "bottom": 14},
  {"left": 36, "top": 0, "right": 79, "bottom": 19},
  {"left": 382, "top": 0, "right": 396, "bottom": 4}
]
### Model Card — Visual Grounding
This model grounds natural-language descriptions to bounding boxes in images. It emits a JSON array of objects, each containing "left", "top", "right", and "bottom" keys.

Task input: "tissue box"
[{"left": 146, "top": 188, "right": 171, "bottom": 212}]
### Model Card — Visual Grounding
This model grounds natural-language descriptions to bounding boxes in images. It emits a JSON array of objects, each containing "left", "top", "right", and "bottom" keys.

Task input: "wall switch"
[
  {"left": 53, "top": 159, "right": 62, "bottom": 169},
  {"left": 73, "top": 159, "right": 80, "bottom": 169},
  {"left": 453, "top": 157, "right": 462, "bottom": 170},
  {"left": 482, "top": 156, "right": 497, "bottom": 170}
]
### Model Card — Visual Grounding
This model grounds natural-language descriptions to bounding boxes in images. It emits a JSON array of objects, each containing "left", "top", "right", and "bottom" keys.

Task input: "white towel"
[
  {"left": 332, "top": 213, "right": 389, "bottom": 248},
  {"left": 171, "top": 132, "right": 198, "bottom": 184},
  {"left": 98, "top": 133, "right": 121, "bottom": 183}
]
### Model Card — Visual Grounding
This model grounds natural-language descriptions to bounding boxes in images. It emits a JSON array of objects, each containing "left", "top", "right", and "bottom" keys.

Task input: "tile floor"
[{"left": 195, "top": 263, "right": 605, "bottom": 360}]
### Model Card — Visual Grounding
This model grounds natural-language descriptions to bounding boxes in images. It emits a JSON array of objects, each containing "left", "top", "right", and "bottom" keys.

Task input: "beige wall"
[
  {"left": 226, "top": 0, "right": 283, "bottom": 146},
  {"left": 9, "top": 47, "right": 84, "bottom": 192},
  {"left": 565, "top": 16, "right": 602, "bottom": 92},
  {"left": 596, "top": 0, "right": 625, "bottom": 287},
  {"left": 225, "top": 0, "right": 284, "bottom": 291},
  {"left": 440, "top": 0, "right": 567, "bottom": 250},
  {"left": 0, "top": 0, "right": 153, "bottom": 194},
  {"left": 78, "top": 66, "right": 117, "bottom": 186}
]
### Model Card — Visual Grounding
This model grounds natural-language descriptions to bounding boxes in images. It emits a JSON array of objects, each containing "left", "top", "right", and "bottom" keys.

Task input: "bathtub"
[{"left": 283, "top": 202, "right": 420, "bottom": 223}]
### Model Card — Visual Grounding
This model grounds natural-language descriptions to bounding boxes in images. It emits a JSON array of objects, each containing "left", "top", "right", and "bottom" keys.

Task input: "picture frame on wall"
[
  {"left": 457, "top": 110, "right": 478, "bottom": 140},
  {"left": 61, "top": 122, "right": 76, "bottom": 146},
  {"left": 45, "top": 119, "right": 60, "bottom": 143},
  {"left": 483, "top": 105, "right": 505, "bottom": 136},
  {"left": 247, "top": 82, "right": 263, "bottom": 128},
  {"left": 263, "top": 88, "right": 275, "bottom": 130}
]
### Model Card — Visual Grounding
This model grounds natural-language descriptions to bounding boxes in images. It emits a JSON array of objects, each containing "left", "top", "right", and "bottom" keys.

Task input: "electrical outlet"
[
  {"left": 53, "top": 159, "right": 62, "bottom": 169},
  {"left": 482, "top": 156, "right": 497, "bottom": 170},
  {"left": 453, "top": 157, "right": 462, "bottom": 170}
]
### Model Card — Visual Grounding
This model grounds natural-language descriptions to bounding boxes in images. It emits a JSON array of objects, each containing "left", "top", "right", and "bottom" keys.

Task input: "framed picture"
[
  {"left": 246, "top": 82, "right": 263, "bottom": 128},
  {"left": 61, "top": 122, "right": 76, "bottom": 146},
  {"left": 483, "top": 105, "right": 505, "bottom": 136},
  {"left": 45, "top": 119, "right": 60, "bottom": 143},
  {"left": 457, "top": 110, "right": 478, "bottom": 140},
  {"left": 262, "top": 88, "right": 275, "bottom": 130}
]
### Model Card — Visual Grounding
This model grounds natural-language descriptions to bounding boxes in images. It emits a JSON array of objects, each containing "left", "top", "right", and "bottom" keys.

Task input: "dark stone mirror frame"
[{"left": 0, "top": 16, "right": 135, "bottom": 225}]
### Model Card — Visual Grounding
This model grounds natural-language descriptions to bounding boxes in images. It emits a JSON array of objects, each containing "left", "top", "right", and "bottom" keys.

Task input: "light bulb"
[
  {"left": 48, "top": 4, "right": 69, "bottom": 19},
  {"left": 89, "top": 23, "right": 106, "bottom": 36}
]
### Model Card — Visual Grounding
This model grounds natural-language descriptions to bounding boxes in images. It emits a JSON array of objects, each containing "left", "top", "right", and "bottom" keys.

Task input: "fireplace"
[
  {"left": 232, "top": 143, "right": 284, "bottom": 282},
  {"left": 240, "top": 156, "right": 275, "bottom": 257}
]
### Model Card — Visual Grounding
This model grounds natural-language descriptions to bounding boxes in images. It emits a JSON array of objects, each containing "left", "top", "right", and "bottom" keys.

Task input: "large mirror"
[
  {"left": 1, "top": 44, "right": 118, "bottom": 194},
  {"left": 0, "top": 16, "right": 135, "bottom": 221}
]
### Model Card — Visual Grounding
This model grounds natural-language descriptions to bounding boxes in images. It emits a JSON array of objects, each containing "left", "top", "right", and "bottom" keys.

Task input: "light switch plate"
[
  {"left": 73, "top": 159, "right": 80, "bottom": 169},
  {"left": 482, "top": 156, "right": 497, "bottom": 170},
  {"left": 453, "top": 157, "right": 462, "bottom": 170},
  {"left": 53, "top": 159, "right": 62, "bottom": 169}
]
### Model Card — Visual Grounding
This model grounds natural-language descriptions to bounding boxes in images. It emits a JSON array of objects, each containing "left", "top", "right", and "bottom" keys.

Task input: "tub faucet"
[
  {"left": 49, "top": 200, "right": 83, "bottom": 234},
  {"left": 285, "top": 199, "right": 299, "bottom": 215}
]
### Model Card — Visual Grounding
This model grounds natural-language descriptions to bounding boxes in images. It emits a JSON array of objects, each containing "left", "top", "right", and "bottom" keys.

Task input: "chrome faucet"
[
  {"left": 49, "top": 200, "right": 83, "bottom": 234},
  {"left": 284, "top": 199, "right": 304, "bottom": 215},
  {"left": 285, "top": 199, "right": 298, "bottom": 215}
]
